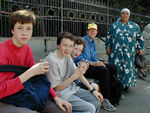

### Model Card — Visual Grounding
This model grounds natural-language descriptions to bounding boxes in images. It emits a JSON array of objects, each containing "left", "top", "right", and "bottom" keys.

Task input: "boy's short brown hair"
[
  {"left": 74, "top": 37, "right": 85, "bottom": 52},
  {"left": 57, "top": 32, "right": 75, "bottom": 45},
  {"left": 10, "top": 10, "right": 36, "bottom": 30}
]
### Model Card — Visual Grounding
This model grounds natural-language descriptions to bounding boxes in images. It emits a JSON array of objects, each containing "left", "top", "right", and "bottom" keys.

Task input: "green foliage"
[{"left": 111, "top": 0, "right": 150, "bottom": 15}]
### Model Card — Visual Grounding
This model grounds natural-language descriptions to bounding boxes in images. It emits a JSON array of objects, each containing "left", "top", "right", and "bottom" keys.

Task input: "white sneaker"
[{"left": 101, "top": 99, "right": 117, "bottom": 112}]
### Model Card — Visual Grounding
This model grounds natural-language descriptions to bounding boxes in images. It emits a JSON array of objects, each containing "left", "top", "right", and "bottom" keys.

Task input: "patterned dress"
[{"left": 105, "top": 20, "right": 144, "bottom": 87}]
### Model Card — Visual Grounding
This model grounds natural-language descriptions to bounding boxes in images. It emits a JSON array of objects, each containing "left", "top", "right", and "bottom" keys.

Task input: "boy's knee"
[
  {"left": 95, "top": 99, "right": 101, "bottom": 110},
  {"left": 86, "top": 103, "right": 96, "bottom": 113}
]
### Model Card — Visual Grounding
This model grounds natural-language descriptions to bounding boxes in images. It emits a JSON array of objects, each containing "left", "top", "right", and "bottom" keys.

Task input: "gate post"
[{"left": 61, "top": 0, "right": 63, "bottom": 32}]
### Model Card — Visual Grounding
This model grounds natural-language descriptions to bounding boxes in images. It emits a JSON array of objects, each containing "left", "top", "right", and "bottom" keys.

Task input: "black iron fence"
[{"left": 0, "top": 0, "right": 150, "bottom": 37}]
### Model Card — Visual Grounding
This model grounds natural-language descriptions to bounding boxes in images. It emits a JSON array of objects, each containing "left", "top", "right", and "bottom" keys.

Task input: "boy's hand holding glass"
[
  {"left": 28, "top": 61, "right": 49, "bottom": 76},
  {"left": 78, "top": 60, "right": 89, "bottom": 69},
  {"left": 76, "top": 60, "right": 89, "bottom": 75}
]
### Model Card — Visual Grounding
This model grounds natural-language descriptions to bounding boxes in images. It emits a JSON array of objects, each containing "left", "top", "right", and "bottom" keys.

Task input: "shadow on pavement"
[{"left": 99, "top": 77, "right": 150, "bottom": 113}]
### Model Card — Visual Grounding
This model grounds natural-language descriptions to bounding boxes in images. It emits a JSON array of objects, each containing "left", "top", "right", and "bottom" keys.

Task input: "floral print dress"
[{"left": 105, "top": 20, "right": 144, "bottom": 87}]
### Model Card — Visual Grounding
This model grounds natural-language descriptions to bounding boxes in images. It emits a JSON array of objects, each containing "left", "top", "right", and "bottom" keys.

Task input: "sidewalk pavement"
[{"left": 99, "top": 77, "right": 150, "bottom": 113}]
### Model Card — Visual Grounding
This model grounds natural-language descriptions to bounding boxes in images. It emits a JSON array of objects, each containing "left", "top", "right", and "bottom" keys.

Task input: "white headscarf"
[{"left": 121, "top": 8, "right": 130, "bottom": 15}]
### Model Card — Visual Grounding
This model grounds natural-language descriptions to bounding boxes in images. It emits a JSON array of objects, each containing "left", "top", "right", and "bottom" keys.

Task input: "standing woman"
[{"left": 105, "top": 8, "right": 144, "bottom": 92}]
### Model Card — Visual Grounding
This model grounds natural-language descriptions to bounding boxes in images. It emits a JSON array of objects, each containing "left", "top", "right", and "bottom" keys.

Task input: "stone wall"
[
  {"left": 0, "top": 37, "right": 149, "bottom": 66},
  {"left": 1, "top": 36, "right": 150, "bottom": 77},
  {"left": 27, "top": 37, "right": 108, "bottom": 62}
]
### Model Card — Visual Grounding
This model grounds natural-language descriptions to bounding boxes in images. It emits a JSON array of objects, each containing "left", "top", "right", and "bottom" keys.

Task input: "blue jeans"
[{"left": 68, "top": 88, "right": 101, "bottom": 113}]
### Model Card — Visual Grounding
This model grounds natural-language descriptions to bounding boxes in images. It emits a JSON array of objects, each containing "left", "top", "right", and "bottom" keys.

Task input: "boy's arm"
[
  {"left": 79, "top": 75, "right": 103, "bottom": 102},
  {"left": 19, "top": 62, "right": 49, "bottom": 83},
  {"left": 0, "top": 62, "right": 49, "bottom": 99},
  {"left": 53, "top": 96, "right": 72, "bottom": 113},
  {"left": 79, "top": 75, "right": 93, "bottom": 91},
  {"left": 50, "top": 87, "right": 57, "bottom": 98},
  {"left": 54, "top": 75, "right": 77, "bottom": 91},
  {"left": 50, "top": 87, "right": 72, "bottom": 113},
  {"left": 0, "top": 75, "right": 24, "bottom": 99},
  {"left": 54, "top": 66, "right": 86, "bottom": 91}
]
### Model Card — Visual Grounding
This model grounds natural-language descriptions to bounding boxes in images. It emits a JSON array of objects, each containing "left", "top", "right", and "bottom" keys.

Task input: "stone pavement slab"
[{"left": 99, "top": 78, "right": 150, "bottom": 113}]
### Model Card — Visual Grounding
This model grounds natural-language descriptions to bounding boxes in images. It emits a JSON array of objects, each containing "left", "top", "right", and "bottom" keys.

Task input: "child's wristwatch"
[{"left": 90, "top": 88, "right": 96, "bottom": 93}]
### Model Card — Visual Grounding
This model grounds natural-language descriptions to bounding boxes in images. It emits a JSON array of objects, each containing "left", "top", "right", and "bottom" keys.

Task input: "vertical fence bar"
[
  {"left": 107, "top": 0, "right": 109, "bottom": 32},
  {"left": 61, "top": 0, "right": 63, "bottom": 32},
  {"left": 0, "top": 0, "right": 149, "bottom": 37}
]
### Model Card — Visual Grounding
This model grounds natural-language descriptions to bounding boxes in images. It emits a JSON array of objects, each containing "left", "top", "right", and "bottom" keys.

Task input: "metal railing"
[{"left": 0, "top": 0, "right": 150, "bottom": 37}]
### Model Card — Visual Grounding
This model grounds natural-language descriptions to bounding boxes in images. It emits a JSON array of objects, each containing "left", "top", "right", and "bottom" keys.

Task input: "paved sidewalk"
[{"left": 99, "top": 77, "right": 150, "bottom": 113}]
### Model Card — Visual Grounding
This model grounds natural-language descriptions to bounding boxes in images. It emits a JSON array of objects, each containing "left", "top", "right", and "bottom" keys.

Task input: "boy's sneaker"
[{"left": 101, "top": 99, "right": 117, "bottom": 112}]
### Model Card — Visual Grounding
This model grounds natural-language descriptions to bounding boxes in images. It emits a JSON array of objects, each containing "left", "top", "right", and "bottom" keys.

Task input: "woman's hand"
[
  {"left": 106, "top": 48, "right": 111, "bottom": 55},
  {"left": 54, "top": 96, "right": 72, "bottom": 113},
  {"left": 138, "top": 50, "right": 143, "bottom": 56}
]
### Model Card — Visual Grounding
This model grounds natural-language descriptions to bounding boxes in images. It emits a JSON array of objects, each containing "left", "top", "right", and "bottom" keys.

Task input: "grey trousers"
[
  {"left": 68, "top": 88, "right": 101, "bottom": 113},
  {"left": 0, "top": 99, "right": 66, "bottom": 113}
]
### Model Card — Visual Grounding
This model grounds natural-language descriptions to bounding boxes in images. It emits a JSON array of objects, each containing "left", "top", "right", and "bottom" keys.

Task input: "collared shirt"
[{"left": 74, "top": 35, "right": 98, "bottom": 65}]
